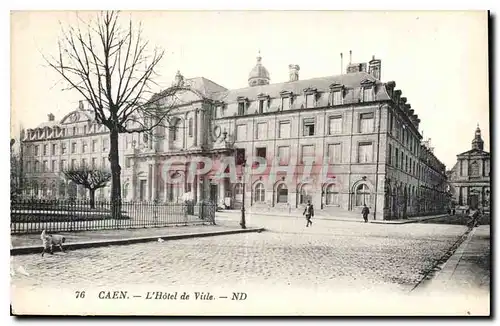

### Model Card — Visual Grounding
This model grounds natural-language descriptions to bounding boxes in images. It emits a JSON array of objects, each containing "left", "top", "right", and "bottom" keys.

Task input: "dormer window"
[
  {"left": 360, "top": 79, "right": 376, "bottom": 103},
  {"left": 363, "top": 87, "right": 374, "bottom": 102},
  {"left": 238, "top": 102, "right": 245, "bottom": 116},
  {"left": 303, "top": 87, "right": 318, "bottom": 108},
  {"left": 280, "top": 91, "right": 293, "bottom": 111},
  {"left": 237, "top": 97, "right": 248, "bottom": 116},
  {"left": 256, "top": 94, "right": 270, "bottom": 114},
  {"left": 329, "top": 83, "right": 345, "bottom": 106}
]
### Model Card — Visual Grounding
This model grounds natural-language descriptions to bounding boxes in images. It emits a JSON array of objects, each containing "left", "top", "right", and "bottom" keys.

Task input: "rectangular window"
[
  {"left": 34, "top": 161, "right": 40, "bottom": 172},
  {"left": 332, "top": 90, "right": 342, "bottom": 105},
  {"left": 102, "top": 157, "right": 107, "bottom": 169},
  {"left": 256, "top": 122, "right": 267, "bottom": 140},
  {"left": 301, "top": 145, "right": 315, "bottom": 164},
  {"left": 43, "top": 160, "right": 48, "bottom": 172},
  {"left": 400, "top": 152, "right": 404, "bottom": 170},
  {"left": 363, "top": 87, "right": 373, "bottom": 102},
  {"left": 328, "top": 143, "right": 342, "bottom": 164},
  {"left": 51, "top": 144, "right": 56, "bottom": 155},
  {"left": 60, "top": 160, "right": 66, "bottom": 171},
  {"left": 71, "top": 159, "right": 76, "bottom": 169},
  {"left": 238, "top": 102, "right": 245, "bottom": 116},
  {"left": 82, "top": 141, "right": 88, "bottom": 153},
  {"left": 81, "top": 159, "right": 87, "bottom": 168},
  {"left": 73, "top": 127, "right": 77, "bottom": 135},
  {"left": 256, "top": 147, "right": 266, "bottom": 163},
  {"left": 102, "top": 138, "right": 109, "bottom": 152},
  {"left": 43, "top": 145, "right": 47, "bottom": 156},
  {"left": 328, "top": 116, "right": 342, "bottom": 135},
  {"left": 92, "top": 140, "right": 97, "bottom": 152},
  {"left": 125, "top": 157, "right": 131, "bottom": 168},
  {"left": 278, "top": 121, "right": 291, "bottom": 138},
  {"left": 277, "top": 146, "right": 290, "bottom": 165},
  {"left": 188, "top": 119, "right": 193, "bottom": 137},
  {"left": 71, "top": 142, "right": 77, "bottom": 153},
  {"left": 360, "top": 113, "right": 374, "bottom": 133},
  {"left": 282, "top": 97, "right": 290, "bottom": 110},
  {"left": 51, "top": 160, "right": 56, "bottom": 172},
  {"left": 395, "top": 148, "right": 399, "bottom": 168},
  {"left": 83, "top": 125, "right": 87, "bottom": 134},
  {"left": 389, "top": 112, "right": 393, "bottom": 134},
  {"left": 92, "top": 158, "right": 97, "bottom": 169},
  {"left": 258, "top": 100, "right": 265, "bottom": 114},
  {"left": 236, "top": 125, "right": 247, "bottom": 141},
  {"left": 358, "top": 142, "right": 373, "bottom": 163},
  {"left": 405, "top": 155, "right": 408, "bottom": 172},
  {"left": 388, "top": 144, "right": 392, "bottom": 165},
  {"left": 303, "top": 118, "right": 315, "bottom": 136},
  {"left": 34, "top": 145, "right": 39, "bottom": 156},
  {"left": 306, "top": 94, "right": 315, "bottom": 108}
]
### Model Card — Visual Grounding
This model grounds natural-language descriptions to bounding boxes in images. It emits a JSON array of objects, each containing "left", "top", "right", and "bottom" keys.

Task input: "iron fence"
[{"left": 10, "top": 199, "right": 216, "bottom": 234}]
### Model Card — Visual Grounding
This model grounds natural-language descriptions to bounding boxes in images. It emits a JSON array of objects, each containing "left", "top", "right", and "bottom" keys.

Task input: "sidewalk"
[
  {"left": 218, "top": 209, "right": 448, "bottom": 224},
  {"left": 11, "top": 220, "right": 264, "bottom": 255},
  {"left": 416, "top": 225, "right": 491, "bottom": 294}
]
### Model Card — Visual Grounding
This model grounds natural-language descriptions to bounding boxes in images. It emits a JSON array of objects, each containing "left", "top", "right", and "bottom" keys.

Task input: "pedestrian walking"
[
  {"left": 361, "top": 204, "right": 370, "bottom": 223},
  {"left": 303, "top": 200, "right": 314, "bottom": 227}
]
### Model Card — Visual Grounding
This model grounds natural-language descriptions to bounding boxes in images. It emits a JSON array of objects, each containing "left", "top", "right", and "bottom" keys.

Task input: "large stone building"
[
  {"left": 20, "top": 53, "right": 449, "bottom": 220},
  {"left": 447, "top": 125, "right": 490, "bottom": 209}
]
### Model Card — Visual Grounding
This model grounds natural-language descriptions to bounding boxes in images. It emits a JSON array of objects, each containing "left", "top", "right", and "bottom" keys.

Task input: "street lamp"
[{"left": 240, "top": 162, "right": 246, "bottom": 229}]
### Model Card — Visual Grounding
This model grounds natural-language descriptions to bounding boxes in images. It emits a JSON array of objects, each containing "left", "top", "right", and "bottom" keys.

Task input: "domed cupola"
[{"left": 248, "top": 52, "right": 270, "bottom": 87}]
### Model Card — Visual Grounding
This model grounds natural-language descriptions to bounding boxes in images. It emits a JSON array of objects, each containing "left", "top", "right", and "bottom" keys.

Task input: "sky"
[{"left": 10, "top": 10, "right": 489, "bottom": 169}]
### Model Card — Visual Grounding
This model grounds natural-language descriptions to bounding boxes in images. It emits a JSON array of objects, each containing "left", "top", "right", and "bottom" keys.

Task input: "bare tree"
[
  {"left": 62, "top": 167, "right": 112, "bottom": 208},
  {"left": 10, "top": 139, "right": 23, "bottom": 199},
  {"left": 44, "top": 11, "right": 182, "bottom": 217}
]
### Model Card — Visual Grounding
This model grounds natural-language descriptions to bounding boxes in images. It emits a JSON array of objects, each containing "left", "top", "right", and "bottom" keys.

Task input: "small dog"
[{"left": 41, "top": 230, "right": 66, "bottom": 257}]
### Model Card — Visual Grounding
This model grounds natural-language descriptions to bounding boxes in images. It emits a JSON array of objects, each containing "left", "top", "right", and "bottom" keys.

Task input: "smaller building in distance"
[{"left": 447, "top": 125, "right": 490, "bottom": 210}]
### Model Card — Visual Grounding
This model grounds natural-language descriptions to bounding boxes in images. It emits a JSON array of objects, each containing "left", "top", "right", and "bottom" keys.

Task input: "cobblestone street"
[{"left": 11, "top": 214, "right": 468, "bottom": 293}]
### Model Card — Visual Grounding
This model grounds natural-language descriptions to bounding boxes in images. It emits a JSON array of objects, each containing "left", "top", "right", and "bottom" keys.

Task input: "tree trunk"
[
  {"left": 89, "top": 189, "right": 96, "bottom": 209},
  {"left": 109, "top": 129, "right": 122, "bottom": 219}
]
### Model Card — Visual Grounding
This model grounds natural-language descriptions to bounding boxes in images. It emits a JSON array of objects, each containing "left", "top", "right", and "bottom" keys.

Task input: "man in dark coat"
[
  {"left": 361, "top": 204, "right": 370, "bottom": 223},
  {"left": 303, "top": 200, "right": 314, "bottom": 227}
]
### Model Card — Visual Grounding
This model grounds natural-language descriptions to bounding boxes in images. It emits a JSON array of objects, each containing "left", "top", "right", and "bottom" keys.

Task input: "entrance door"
[
  {"left": 469, "top": 195, "right": 479, "bottom": 210},
  {"left": 139, "top": 180, "right": 147, "bottom": 201},
  {"left": 210, "top": 184, "right": 218, "bottom": 204}
]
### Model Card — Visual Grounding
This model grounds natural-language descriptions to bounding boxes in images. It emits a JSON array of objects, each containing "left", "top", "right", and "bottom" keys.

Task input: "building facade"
[
  {"left": 447, "top": 126, "right": 490, "bottom": 209},
  {"left": 20, "top": 54, "right": 449, "bottom": 220}
]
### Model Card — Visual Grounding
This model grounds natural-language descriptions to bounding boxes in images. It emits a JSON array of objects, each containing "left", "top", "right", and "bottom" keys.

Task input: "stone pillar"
[
  {"left": 193, "top": 109, "right": 198, "bottom": 147},
  {"left": 197, "top": 108, "right": 205, "bottom": 147},
  {"left": 193, "top": 175, "right": 198, "bottom": 203},
  {"left": 152, "top": 163, "right": 157, "bottom": 201},
  {"left": 148, "top": 163, "right": 153, "bottom": 201},
  {"left": 131, "top": 169, "right": 137, "bottom": 201}
]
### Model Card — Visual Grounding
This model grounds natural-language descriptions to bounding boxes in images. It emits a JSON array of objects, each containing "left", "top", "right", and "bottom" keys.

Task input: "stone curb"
[
  {"left": 10, "top": 228, "right": 266, "bottom": 256},
  {"left": 370, "top": 214, "right": 448, "bottom": 224}
]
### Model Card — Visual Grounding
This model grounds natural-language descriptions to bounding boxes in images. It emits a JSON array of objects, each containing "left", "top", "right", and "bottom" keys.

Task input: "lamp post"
[{"left": 240, "top": 162, "right": 246, "bottom": 229}]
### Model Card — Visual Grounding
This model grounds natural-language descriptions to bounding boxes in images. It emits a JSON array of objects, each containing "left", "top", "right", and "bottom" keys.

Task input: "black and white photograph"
[{"left": 9, "top": 10, "right": 491, "bottom": 316}]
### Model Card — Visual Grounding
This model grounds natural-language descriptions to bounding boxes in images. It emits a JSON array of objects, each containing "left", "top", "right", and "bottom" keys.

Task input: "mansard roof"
[{"left": 211, "top": 72, "right": 390, "bottom": 104}]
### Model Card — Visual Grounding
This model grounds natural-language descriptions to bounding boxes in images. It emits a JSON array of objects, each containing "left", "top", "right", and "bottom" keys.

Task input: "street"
[{"left": 11, "top": 213, "right": 470, "bottom": 292}]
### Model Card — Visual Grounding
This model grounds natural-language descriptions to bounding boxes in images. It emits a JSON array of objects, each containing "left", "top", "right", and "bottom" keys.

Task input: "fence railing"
[{"left": 10, "top": 199, "right": 216, "bottom": 234}]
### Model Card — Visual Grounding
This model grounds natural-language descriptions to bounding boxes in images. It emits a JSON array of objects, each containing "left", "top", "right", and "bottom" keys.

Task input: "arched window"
[
  {"left": 123, "top": 183, "right": 129, "bottom": 200},
  {"left": 254, "top": 183, "right": 265, "bottom": 203},
  {"left": 299, "top": 184, "right": 313, "bottom": 204},
  {"left": 355, "top": 183, "right": 371, "bottom": 206},
  {"left": 59, "top": 181, "right": 66, "bottom": 198},
  {"left": 325, "top": 184, "right": 339, "bottom": 205},
  {"left": 32, "top": 181, "right": 39, "bottom": 197},
  {"left": 41, "top": 182, "right": 47, "bottom": 197},
  {"left": 234, "top": 183, "right": 243, "bottom": 195},
  {"left": 277, "top": 184, "right": 288, "bottom": 203},
  {"left": 173, "top": 119, "right": 182, "bottom": 141}
]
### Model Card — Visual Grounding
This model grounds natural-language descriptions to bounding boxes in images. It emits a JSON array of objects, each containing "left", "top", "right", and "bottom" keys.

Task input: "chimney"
[
  {"left": 47, "top": 113, "right": 55, "bottom": 122},
  {"left": 346, "top": 62, "right": 367, "bottom": 74},
  {"left": 369, "top": 55, "right": 382, "bottom": 80},
  {"left": 340, "top": 53, "right": 343, "bottom": 74},
  {"left": 78, "top": 100, "right": 84, "bottom": 110},
  {"left": 288, "top": 64, "right": 300, "bottom": 82}
]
